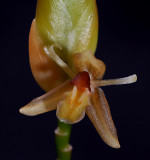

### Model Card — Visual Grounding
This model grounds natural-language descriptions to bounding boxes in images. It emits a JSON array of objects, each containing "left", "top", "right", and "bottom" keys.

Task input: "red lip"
[{"left": 72, "top": 71, "right": 91, "bottom": 92}]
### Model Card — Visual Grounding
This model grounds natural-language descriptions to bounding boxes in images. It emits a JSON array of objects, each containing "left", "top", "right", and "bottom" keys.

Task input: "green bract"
[{"left": 36, "top": 0, "right": 98, "bottom": 68}]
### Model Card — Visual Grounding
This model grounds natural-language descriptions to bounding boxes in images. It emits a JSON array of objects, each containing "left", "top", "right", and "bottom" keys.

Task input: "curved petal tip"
[
  {"left": 86, "top": 88, "right": 121, "bottom": 149},
  {"left": 107, "top": 136, "right": 120, "bottom": 149}
]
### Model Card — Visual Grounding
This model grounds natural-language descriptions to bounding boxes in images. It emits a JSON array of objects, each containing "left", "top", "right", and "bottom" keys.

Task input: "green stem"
[{"left": 55, "top": 119, "right": 72, "bottom": 160}]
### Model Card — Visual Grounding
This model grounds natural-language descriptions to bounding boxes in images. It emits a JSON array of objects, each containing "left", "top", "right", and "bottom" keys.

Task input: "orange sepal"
[
  {"left": 73, "top": 51, "right": 106, "bottom": 79},
  {"left": 29, "top": 19, "right": 68, "bottom": 92},
  {"left": 86, "top": 88, "right": 120, "bottom": 148},
  {"left": 19, "top": 80, "right": 73, "bottom": 116}
]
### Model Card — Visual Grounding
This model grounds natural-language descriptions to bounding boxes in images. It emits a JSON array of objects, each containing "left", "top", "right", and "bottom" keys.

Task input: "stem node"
[{"left": 55, "top": 120, "right": 72, "bottom": 160}]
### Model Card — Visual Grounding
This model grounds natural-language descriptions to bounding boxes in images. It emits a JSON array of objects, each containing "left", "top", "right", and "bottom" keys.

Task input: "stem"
[{"left": 55, "top": 119, "right": 72, "bottom": 160}]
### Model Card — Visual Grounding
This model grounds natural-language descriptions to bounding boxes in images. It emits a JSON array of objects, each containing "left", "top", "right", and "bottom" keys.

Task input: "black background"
[{"left": 1, "top": 0, "right": 150, "bottom": 160}]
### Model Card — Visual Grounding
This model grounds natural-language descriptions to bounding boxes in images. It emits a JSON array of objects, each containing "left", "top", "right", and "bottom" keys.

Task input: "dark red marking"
[{"left": 72, "top": 71, "right": 91, "bottom": 91}]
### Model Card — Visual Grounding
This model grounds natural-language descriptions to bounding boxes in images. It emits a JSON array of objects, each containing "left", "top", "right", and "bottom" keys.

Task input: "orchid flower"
[
  {"left": 20, "top": 43, "right": 137, "bottom": 148},
  {"left": 20, "top": 0, "right": 137, "bottom": 159}
]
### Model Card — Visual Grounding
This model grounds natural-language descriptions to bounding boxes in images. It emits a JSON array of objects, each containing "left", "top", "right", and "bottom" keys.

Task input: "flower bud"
[{"left": 36, "top": 0, "right": 98, "bottom": 67}]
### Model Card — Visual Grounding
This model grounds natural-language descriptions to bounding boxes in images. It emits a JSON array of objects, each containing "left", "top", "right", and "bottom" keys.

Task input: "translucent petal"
[
  {"left": 73, "top": 51, "right": 106, "bottom": 79},
  {"left": 57, "top": 86, "right": 90, "bottom": 124},
  {"left": 91, "top": 74, "right": 137, "bottom": 88},
  {"left": 86, "top": 88, "right": 120, "bottom": 148},
  {"left": 19, "top": 80, "right": 73, "bottom": 116}
]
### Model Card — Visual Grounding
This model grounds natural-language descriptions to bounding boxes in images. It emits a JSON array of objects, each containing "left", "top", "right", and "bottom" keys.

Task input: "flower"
[
  {"left": 20, "top": 45, "right": 137, "bottom": 148},
  {"left": 20, "top": 0, "right": 137, "bottom": 149}
]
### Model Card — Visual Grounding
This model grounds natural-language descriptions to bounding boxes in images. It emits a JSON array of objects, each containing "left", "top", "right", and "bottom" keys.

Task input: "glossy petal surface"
[{"left": 86, "top": 88, "right": 120, "bottom": 148}]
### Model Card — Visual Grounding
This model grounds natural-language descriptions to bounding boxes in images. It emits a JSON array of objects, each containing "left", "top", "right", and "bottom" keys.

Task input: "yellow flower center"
[{"left": 56, "top": 72, "right": 91, "bottom": 124}]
